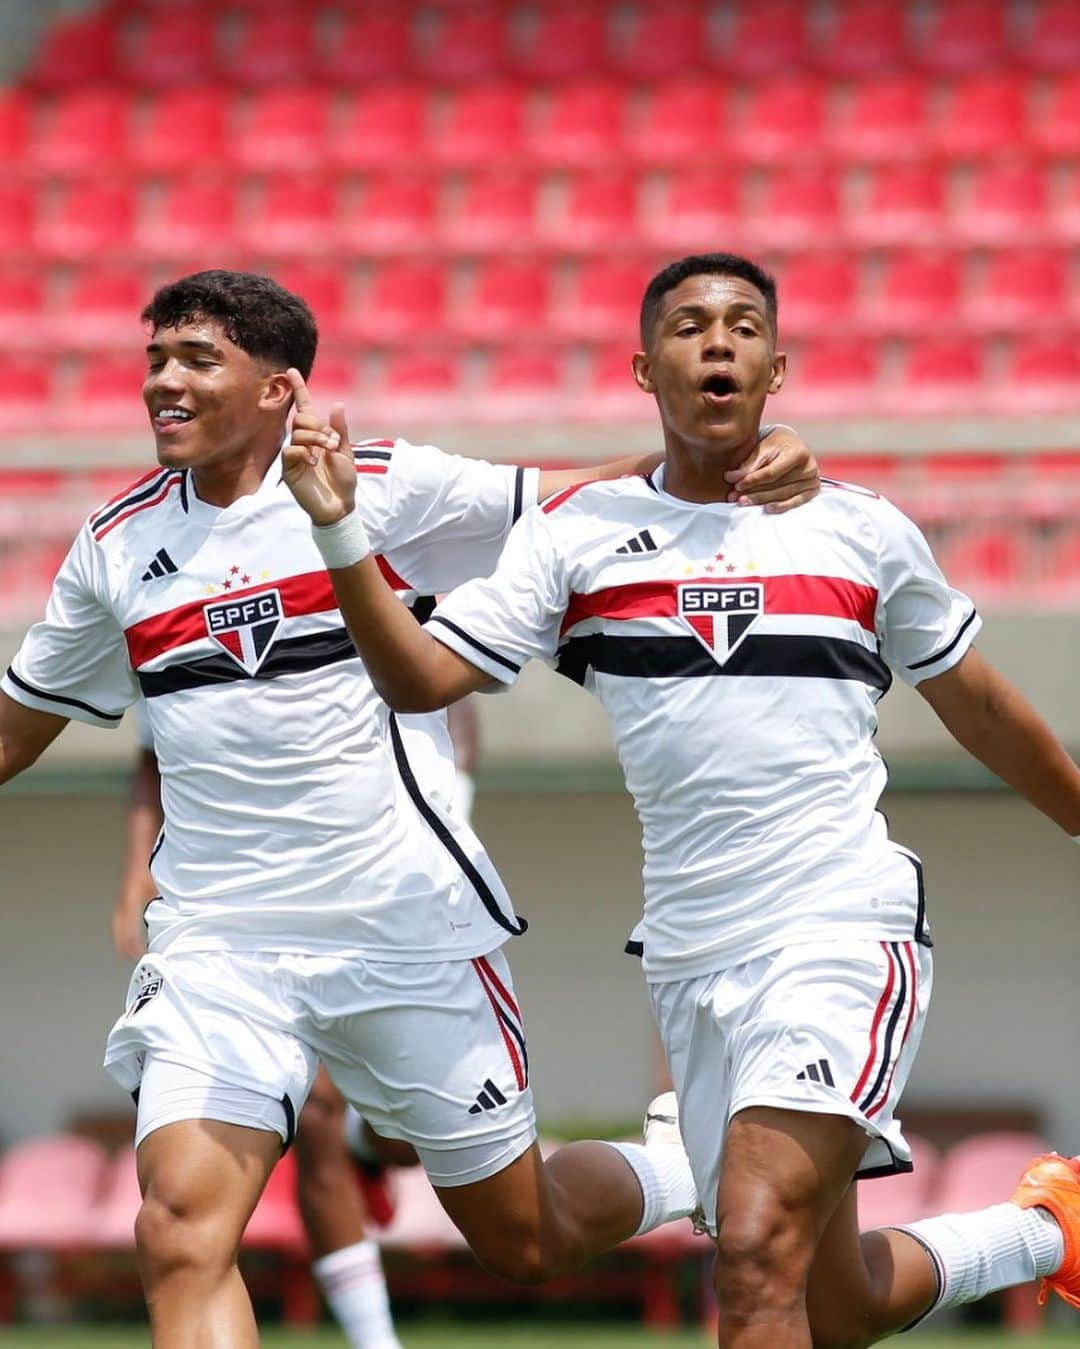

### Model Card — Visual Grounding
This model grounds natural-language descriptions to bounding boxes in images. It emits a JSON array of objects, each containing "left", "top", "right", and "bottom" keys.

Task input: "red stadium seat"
[
  {"left": 428, "top": 84, "right": 527, "bottom": 169},
  {"left": 919, "top": 451, "right": 1014, "bottom": 522},
  {"left": 450, "top": 259, "right": 551, "bottom": 343},
  {"left": 509, "top": 4, "right": 609, "bottom": 80},
  {"left": 480, "top": 348, "right": 569, "bottom": 422},
  {"left": 273, "top": 264, "right": 347, "bottom": 337},
  {"left": 87, "top": 1146, "right": 140, "bottom": 1250},
  {"left": 412, "top": 8, "right": 507, "bottom": 81},
  {"left": 1017, "top": 0, "right": 1080, "bottom": 71},
  {"left": 855, "top": 1137, "right": 939, "bottom": 1230},
  {"left": 609, "top": 3, "right": 708, "bottom": 79},
  {"left": 810, "top": 1, "right": 907, "bottom": 76},
  {"left": 65, "top": 356, "right": 149, "bottom": 433},
  {"left": 135, "top": 180, "right": 238, "bottom": 261},
  {"left": 243, "top": 1152, "right": 305, "bottom": 1254},
  {"left": 344, "top": 261, "right": 449, "bottom": 343},
  {"left": 225, "top": 12, "right": 316, "bottom": 85},
  {"left": 321, "top": 12, "right": 413, "bottom": 83},
  {"left": 130, "top": 89, "right": 230, "bottom": 173},
  {"left": 996, "top": 340, "right": 1080, "bottom": 416},
  {"left": 0, "top": 272, "right": 46, "bottom": 348},
  {"left": 580, "top": 343, "right": 650, "bottom": 420},
  {"left": 340, "top": 177, "right": 438, "bottom": 256},
  {"left": 27, "top": 10, "right": 116, "bottom": 90},
  {"left": 329, "top": 86, "right": 427, "bottom": 172},
  {"left": 0, "top": 357, "right": 53, "bottom": 434},
  {"left": 526, "top": 79, "right": 627, "bottom": 168},
  {"left": 0, "top": 186, "right": 36, "bottom": 258},
  {"left": 0, "top": 90, "right": 30, "bottom": 165},
  {"left": 937, "top": 528, "right": 1027, "bottom": 600},
  {"left": 629, "top": 81, "right": 728, "bottom": 167},
  {"left": 1039, "top": 525, "right": 1080, "bottom": 602},
  {"left": 124, "top": 11, "right": 218, "bottom": 87},
  {"left": 35, "top": 183, "right": 137, "bottom": 261},
  {"left": 52, "top": 268, "right": 147, "bottom": 350},
  {"left": 861, "top": 252, "right": 964, "bottom": 336},
  {"left": 27, "top": 88, "right": 131, "bottom": 176},
  {"left": 305, "top": 355, "right": 361, "bottom": 403},
  {"left": 728, "top": 77, "right": 826, "bottom": 165},
  {"left": 827, "top": 77, "right": 932, "bottom": 163},
  {"left": 748, "top": 166, "right": 842, "bottom": 251},
  {"left": 1050, "top": 165, "right": 1080, "bottom": 242},
  {"left": 231, "top": 89, "right": 332, "bottom": 173},
  {"left": 820, "top": 452, "right": 907, "bottom": 499},
  {"left": 847, "top": 165, "right": 947, "bottom": 247},
  {"left": 774, "top": 339, "right": 881, "bottom": 419},
  {"left": 915, "top": 0, "right": 1009, "bottom": 74},
  {"left": 1032, "top": 74, "right": 1080, "bottom": 158},
  {"left": 714, "top": 1, "right": 808, "bottom": 76},
  {"left": 440, "top": 173, "right": 539, "bottom": 253},
  {"left": 0, "top": 1135, "right": 107, "bottom": 1249},
  {"left": 886, "top": 339, "right": 987, "bottom": 415},
  {"left": 951, "top": 164, "right": 1050, "bottom": 247},
  {"left": 370, "top": 352, "right": 465, "bottom": 423},
  {"left": 240, "top": 176, "right": 338, "bottom": 258},
  {"left": 965, "top": 249, "right": 1069, "bottom": 333},
  {"left": 550, "top": 259, "right": 650, "bottom": 343},
  {"left": 932, "top": 74, "right": 1027, "bottom": 159},
  {"left": 638, "top": 170, "right": 745, "bottom": 252},
  {"left": 538, "top": 170, "right": 639, "bottom": 251},
  {"left": 774, "top": 255, "right": 859, "bottom": 340}
]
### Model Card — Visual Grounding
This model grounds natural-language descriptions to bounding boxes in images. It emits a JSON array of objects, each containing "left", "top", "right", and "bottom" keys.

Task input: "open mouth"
[
  {"left": 152, "top": 406, "right": 196, "bottom": 433},
  {"left": 701, "top": 372, "right": 739, "bottom": 403}
]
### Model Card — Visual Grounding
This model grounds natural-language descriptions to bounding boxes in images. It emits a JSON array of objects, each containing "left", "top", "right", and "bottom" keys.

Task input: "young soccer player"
[
  {"left": 0, "top": 269, "right": 820, "bottom": 1347},
  {"left": 283, "top": 252, "right": 1080, "bottom": 1348}
]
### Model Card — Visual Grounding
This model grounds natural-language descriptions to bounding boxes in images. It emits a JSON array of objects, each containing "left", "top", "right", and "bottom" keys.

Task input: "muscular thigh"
[{"left": 309, "top": 949, "right": 537, "bottom": 1188}]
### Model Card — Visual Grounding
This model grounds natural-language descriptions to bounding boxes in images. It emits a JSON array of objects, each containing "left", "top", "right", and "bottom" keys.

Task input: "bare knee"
[
  {"left": 714, "top": 1201, "right": 813, "bottom": 1322},
  {"left": 464, "top": 1215, "right": 570, "bottom": 1286},
  {"left": 135, "top": 1188, "right": 236, "bottom": 1290}
]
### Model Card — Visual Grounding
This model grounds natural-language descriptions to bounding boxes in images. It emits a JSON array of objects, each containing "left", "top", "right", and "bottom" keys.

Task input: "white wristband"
[{"left": 311, "top": 510, "right": 371, "bottom": 569}]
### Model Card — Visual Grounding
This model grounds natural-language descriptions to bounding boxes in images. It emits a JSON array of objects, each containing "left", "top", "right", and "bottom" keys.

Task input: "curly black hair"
[
  {"left": 640, "top": 253, "right": 777, "bottom": 348},
  {"left": 141, "top": 270, "right": 318, "bottom": 378}
]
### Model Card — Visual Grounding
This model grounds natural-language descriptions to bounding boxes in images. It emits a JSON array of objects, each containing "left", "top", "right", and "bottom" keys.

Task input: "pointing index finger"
[{"left": 286, "top": 367, "right": 314, "bottom": 414}]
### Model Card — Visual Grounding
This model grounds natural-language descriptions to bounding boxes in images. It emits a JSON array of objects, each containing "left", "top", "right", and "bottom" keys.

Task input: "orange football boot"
[{"left": 1010, "top": 1152, "right": 1080, "bottom": 1308}]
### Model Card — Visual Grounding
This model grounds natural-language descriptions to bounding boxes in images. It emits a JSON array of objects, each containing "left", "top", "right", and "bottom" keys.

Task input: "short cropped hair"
[
  {"left": 141, "top": 270, "right": 318, "bottom": 379},
  {"left": 640, "top": 253, "right": 778, "bottom": 347}
]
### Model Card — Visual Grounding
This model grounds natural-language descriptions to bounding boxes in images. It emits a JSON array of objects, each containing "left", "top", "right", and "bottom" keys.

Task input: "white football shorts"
[
  {"left": 105, "top": 948, "right": 535, "bottom": 1187},
  {"left": 650, "top": 938, "right": 933, "bottom": 1235}
]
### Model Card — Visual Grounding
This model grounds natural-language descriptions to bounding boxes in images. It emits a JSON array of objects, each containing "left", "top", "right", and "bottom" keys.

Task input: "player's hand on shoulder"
[
  {"left": 727, "top": 425, "right": 820, "bottom": 513},
  {"left": 283, "top": 368, "right": 358, "bottom": 526}
]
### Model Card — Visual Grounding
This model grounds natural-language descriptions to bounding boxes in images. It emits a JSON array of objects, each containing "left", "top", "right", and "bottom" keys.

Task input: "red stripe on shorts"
[
  {"left": 472, "top": 958, "right": 525, "bottom": 1091},
  {"left": 850, "top": 941, "right": 897, "bottom": 1107},
  {"left": 865, "top": 942, "right": 919, "bottom": 1119}
]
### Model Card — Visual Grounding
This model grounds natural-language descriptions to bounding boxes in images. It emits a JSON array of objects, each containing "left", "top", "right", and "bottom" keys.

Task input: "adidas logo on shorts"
[
  {"left": 796, "top": 1058, "right": 835, "bottom": 1087},
  {"left": 468, "top": 1078, "right": 508, "bottom": 1114}
]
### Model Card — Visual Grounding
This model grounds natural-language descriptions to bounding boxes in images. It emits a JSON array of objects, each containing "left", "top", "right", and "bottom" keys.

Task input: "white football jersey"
[
  {"left": 4, "top": 442, "right": 539, "bottom": 961},
  {"left": 430, "top": 467, "right": 981, "bottom": 982}
]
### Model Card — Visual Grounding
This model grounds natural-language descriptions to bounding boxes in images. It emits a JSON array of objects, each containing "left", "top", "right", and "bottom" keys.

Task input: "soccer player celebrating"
[
  {"left": 0, "top": 269, "right": 820, "bottom": 1347},
  {"left": 283, "top": 252, "right": 1080, "bottom": 1348}
]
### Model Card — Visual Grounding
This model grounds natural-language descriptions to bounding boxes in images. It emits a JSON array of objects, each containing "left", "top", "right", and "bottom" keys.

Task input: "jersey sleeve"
[
  {"left": 1, "top": 523, "right": 138, "bottom": 728},
  {"left": 874, "top": 498, "right": 982, "bottom": 685},
  {"left": 132, "top": 698, "right": 154, "bottom": 749},
  {"left": 355, "top": 440, "right": 540, "bottom": 592},
  {"left": 427, "top": 507, "right": 568, "bottom": 687}
]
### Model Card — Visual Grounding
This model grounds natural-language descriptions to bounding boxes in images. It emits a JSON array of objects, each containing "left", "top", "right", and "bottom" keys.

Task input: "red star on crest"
[
  {"left": 229, "top": 565, "right": 240, "bottom": 575},
  {"left": 241, "top": 574, "right": 251, "bottom": 584},
  {"left": 222, "top": 579, "right": 233, "bottom": 590},
  {"left": 725, "top": 563, "right": 737, "bottom": 573}
]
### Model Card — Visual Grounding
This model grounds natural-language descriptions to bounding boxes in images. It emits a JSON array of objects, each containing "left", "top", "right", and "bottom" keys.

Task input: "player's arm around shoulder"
[{"left": 918, "top": 647, "right": 1080, "bottom": 840}]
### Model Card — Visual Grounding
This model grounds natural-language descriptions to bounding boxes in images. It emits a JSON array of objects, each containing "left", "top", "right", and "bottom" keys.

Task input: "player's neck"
[
  {"left": 188, "top": 433, "right": 283, "bottom": 508},
  {"left": 661, "top": 431, "right": 759, "bottom": 504}
]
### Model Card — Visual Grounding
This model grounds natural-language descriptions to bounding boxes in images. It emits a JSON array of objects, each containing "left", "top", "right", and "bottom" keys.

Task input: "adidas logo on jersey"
[
  {"left": 468, "top": 1078, "right": 508, "bottom": 1114},
  {"left": 795, "top": 1059, "right": 835, "bottom": 1087},
  {"left": 615, "top": 529, "right": 658, "bottom": 556},
  {"left": 141, "top": 549, "right": 178, "bottom": 581}
]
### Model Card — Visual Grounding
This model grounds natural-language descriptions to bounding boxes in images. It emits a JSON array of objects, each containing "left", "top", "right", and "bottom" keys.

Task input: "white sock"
[
  {"left": 312, "top": 1239, "right": 401, "bottom": 1349},
  {"left": 601, "top": 1140, "right": 698, "bottom": 1235},
  {"left": 898, "top": 1203, "right": 1065, "bottom": 1314}
]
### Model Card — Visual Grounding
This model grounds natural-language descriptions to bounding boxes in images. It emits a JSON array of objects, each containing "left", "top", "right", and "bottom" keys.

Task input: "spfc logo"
[
  {"left": 678, "top": 581, "right": 763, "bottom": 664},
  {"left": 205, "top": 590, "right": 283, "bottom": 675},
  {"left": 129, "top": 976, "right": 162, "bottom": 1016}
]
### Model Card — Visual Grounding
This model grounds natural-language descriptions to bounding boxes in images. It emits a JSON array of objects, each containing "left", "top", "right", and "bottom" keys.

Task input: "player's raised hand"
[
  {"left": 283, "top": 369, "right": 357, "bottom": 525},
  {"left": 727, "top": 426, "right": 820, "bottom": 513}
]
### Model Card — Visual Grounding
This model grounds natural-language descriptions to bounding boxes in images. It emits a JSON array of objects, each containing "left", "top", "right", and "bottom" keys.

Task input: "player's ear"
[
  {"left": 632, "top": 350, "right": 656, "bottom": 395},
  {"left": 260, "top": 370, "right": 295, "bottom": 413},
  {"left": 768, "top": 350, "right": 787, "bottom": 396}
]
